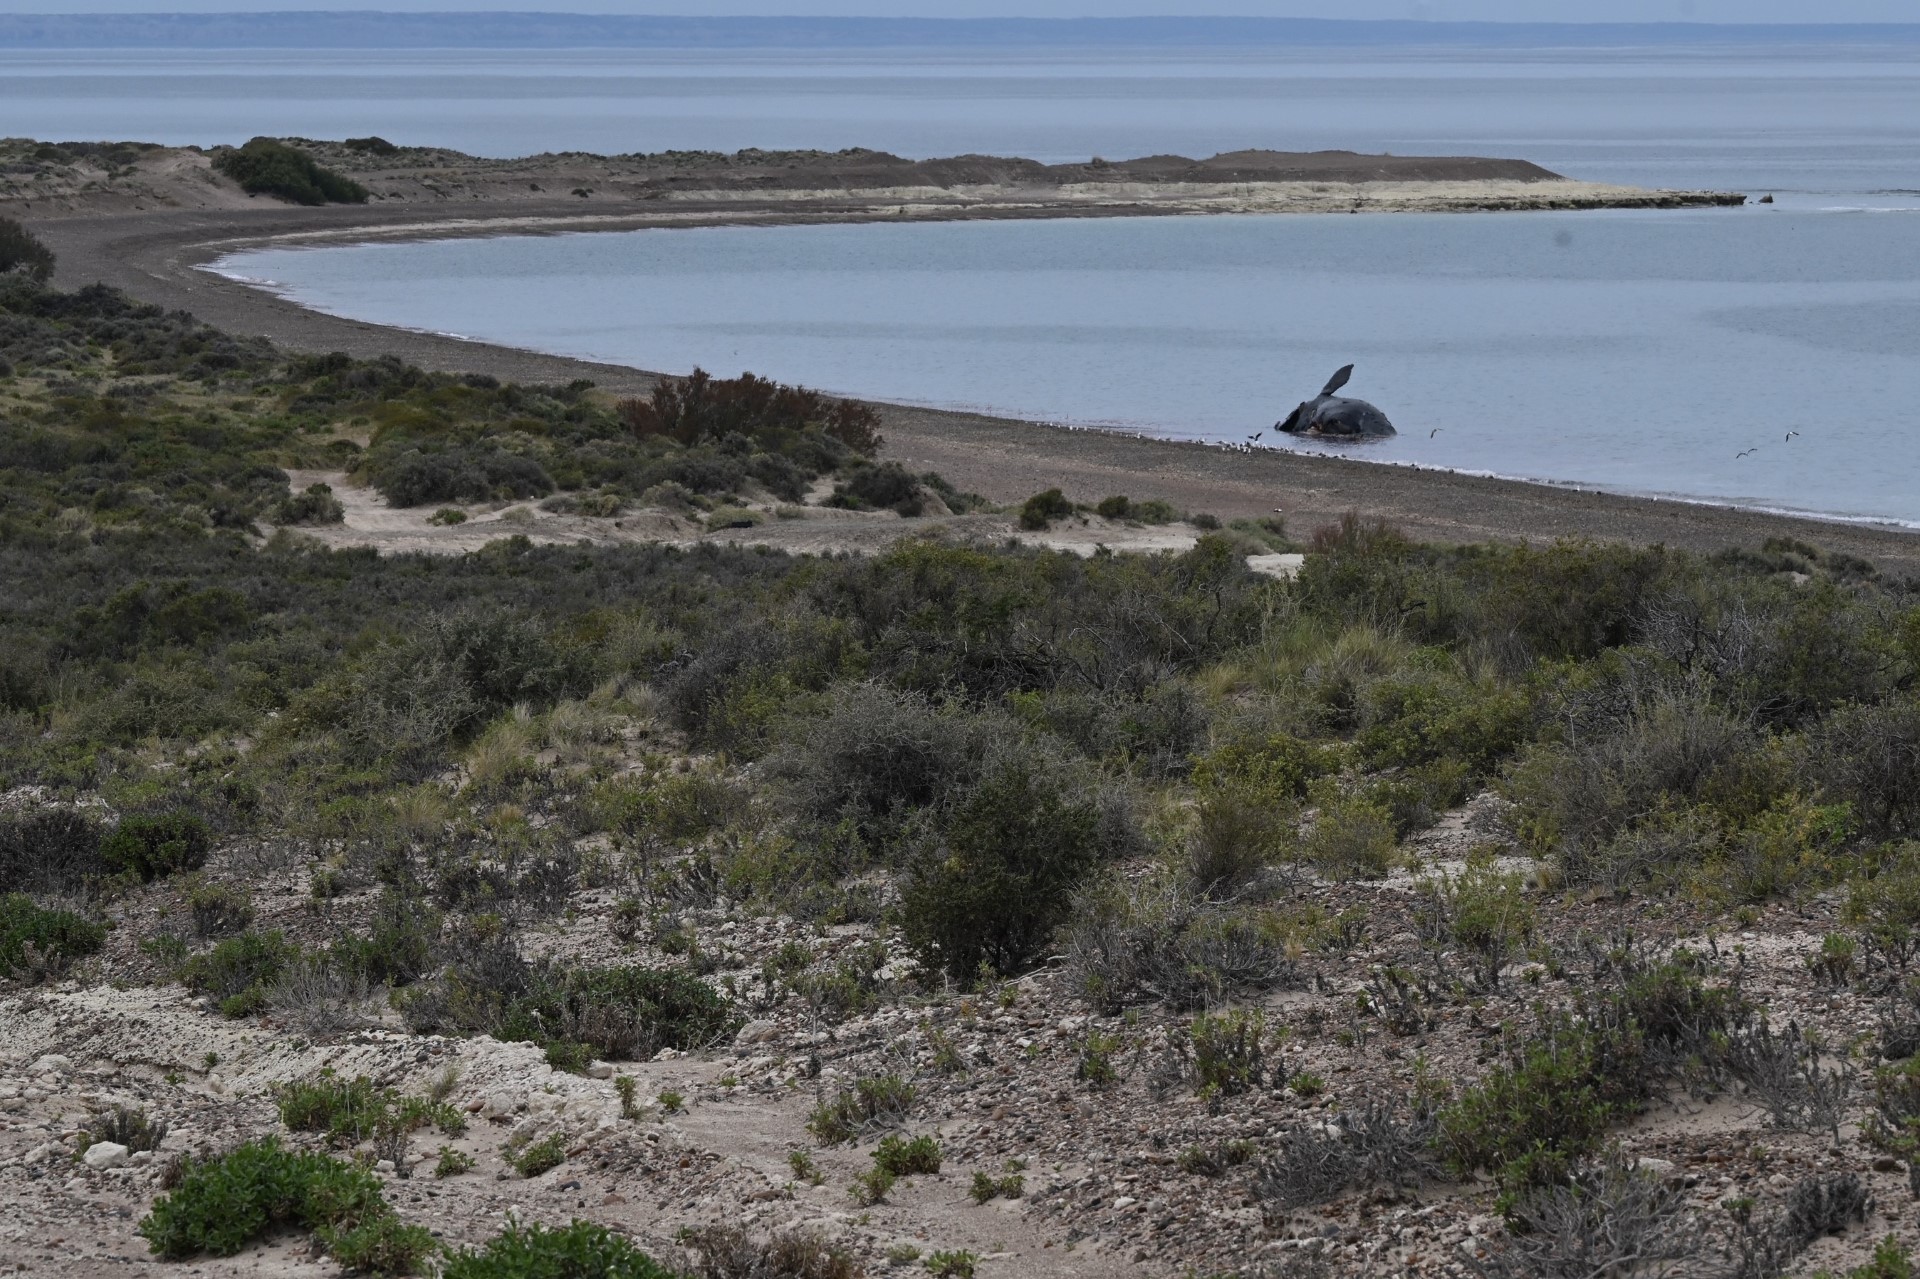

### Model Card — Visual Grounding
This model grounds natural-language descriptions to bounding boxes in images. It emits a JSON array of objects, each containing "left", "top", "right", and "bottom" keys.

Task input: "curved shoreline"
[{"left": 31, "top": 198, "right": 1920, "bottom": 574}]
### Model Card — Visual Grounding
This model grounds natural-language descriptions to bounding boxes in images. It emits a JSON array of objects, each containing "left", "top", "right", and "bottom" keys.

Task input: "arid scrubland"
[{"left": 4, "top": 218, "right": 1920, "bottom": 1279}]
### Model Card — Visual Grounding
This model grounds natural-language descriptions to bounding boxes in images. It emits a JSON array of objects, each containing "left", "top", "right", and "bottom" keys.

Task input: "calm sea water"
[
  {"left": 8, "top": 46, "right": 1920, "bottom": 193},
  {"left": 215, "top": 205, "right": 1920, "bottom": 525}
]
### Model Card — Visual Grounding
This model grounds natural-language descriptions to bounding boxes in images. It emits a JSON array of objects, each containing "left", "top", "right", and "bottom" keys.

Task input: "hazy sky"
[{"left": 0, "top": 1, "right": 1910, "bottom": 21}]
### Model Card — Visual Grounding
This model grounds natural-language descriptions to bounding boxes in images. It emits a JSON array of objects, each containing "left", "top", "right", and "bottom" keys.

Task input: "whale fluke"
[{"left": 1275, "top": 364, "right": 1395, "bottom": 440}]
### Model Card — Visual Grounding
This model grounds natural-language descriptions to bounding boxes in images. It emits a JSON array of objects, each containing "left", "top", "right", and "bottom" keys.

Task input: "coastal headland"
[{"left": 18, "top": 136, "right": 1916, "bottom": 571}]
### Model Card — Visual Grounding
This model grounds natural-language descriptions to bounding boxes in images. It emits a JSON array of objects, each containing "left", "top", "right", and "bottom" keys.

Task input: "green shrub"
[
  {"left": 969, "top": 1171, "right": 1024, "bottom": 1203},
  {"left": 873, "top": 1134, "right": 941, "bottom": 1177},
  {"left": 898, "top": 755, "right": 1107, "bottom": 981},
  {"left": 1436, "top": 1022, "right": 1623, "bottom": 1205},
  {"left": 334, "top": 888, "right": 441, "bottom": 987},
  {"left": 1421, "top": 863, "right": 1535, "bottom": 990},
  {"left": 706, "top": 505, "right": 764, "bottom": 530},
  {"left": 1847, "top": 843, "right": 1920, "bottom": 969},
  {"left": 491, "top": 963, "right": 738, "bottom": 1061},
  {"left": 827, "top": 460, "right": 924, "bottom": 516},
  {"left": 187, "top": 880, "right": 253, "bottom": 938},
  {"left": 506, "top": 1131, "right": 567, "bottom": 1178},
  {"left": 443, "top": 1220, "right": 678, "bottom": 1279},
  {"left": 0, "top": 216, "right": 54, "bottom": 283},
  {"left": 137, "top": 1139, "right": 398, "bottom": 1261},
  {"left": 276, "top": 1071, "right": 465, "bottom": 1149},
  {"left": 101, "top": 812, "right": 211, "bottom": 881},
  {"left": 1095, "top": 495, "right": 1132, "bottom": 519},
  {"left": 1436, "top": 958, "right": 1740, "bottom": 1209},
  {"left": 848, "top": 1163, "right": 895, "bottom": 1206},
  {"left": 1188, "top": 1007, "right": 1270, "bottom": 1103},
  {"left": 1357, "top": 674, "right": 1530, "bottom": 777},
  {"left": 925, "top": 1251, "right": 977, "bottom": 1279},
  {"left": 1300, "top": 791, "right": 1398, "bottom": 881},
  {"left": 1192, "top": 734, "right": 1336, "bottom": 806},
  {"left": 433, "top": 1146, "right": 474, "bottom": 1178},
  {"left": 182, "top": 929, "right": 297, "bottom": 1017},
  {"left": 1018, "top": 488, "right": 1074, "bottom": 530},
  {"left": 326, "top": 1214, "right": 439, "bottom": 1277},
  {"left": 0, "top": 893, "right": 105, "bottom": 977},
  {"left": 1076, "top": 1029, "right": 1122, "bottom": 1086},
  {"left": 276, "top": 482, "right": 346, "bottom": 525},
  {"left": 214, "top": 137, "right": 369, "bottom": 206},
  {"left": 807, "top": 1075, "right": 916, "bottom": 1145}
]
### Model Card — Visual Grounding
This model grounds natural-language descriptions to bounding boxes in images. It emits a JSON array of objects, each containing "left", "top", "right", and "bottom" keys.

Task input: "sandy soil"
[
  {"left": 278, "top": 470, "right": 1298, "bottom": 571},
  {"left": 4, "top": 782, "right": 1911, "bottom": 1279}
]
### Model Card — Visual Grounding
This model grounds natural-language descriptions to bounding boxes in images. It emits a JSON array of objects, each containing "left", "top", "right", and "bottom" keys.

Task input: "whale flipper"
[{"left": 1320, "top": 364, "right": 1354, "bottom": 398}]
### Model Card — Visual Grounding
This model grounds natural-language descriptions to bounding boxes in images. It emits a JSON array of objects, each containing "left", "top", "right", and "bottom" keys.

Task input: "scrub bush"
[
  {"left": 214, "top": 137, "right": 369, "bottom": 205},
  {"left": 681, "top": 1224, "right": 864, "bottom": 1279},
  {"left": 872, "top": 1134, "right": 941, "bottom": 1177},
  {"left": 276, "top": 1071, "right": 465, "bottom": 1150},
  {"left": 807, "top": 1075, "right": 916, "bottom": 1145},
  {"left": 506, "top": 1131, "right": 567, "bottom": 1178},
  {"left": 1018, "top": 487, "right": 1073, "bottom": 529},
  {"left": 0, "top": 893, "right": 105, "bottom": 977},
  {"left": 0, "top": 216, "right": 54, "bottom": 282},
  {"left": 137, "top": 1139, "right": 406, "bottom": 1263},
  {"left": 898, "top": 752, "right": 1107, "bottom": 981},
  {"left": 101, "top": 812, "right": 211, "bottom": 881},
  {"left": 827, "top": 461, "right": 924, "bottom": 516},
  {"left": 182, "top": 929, "right": 298, "bottom": 1017},
  {"left": 619, "top": 367, "right": 882, "bottom": 456},
  {"left": 0, "top": 809, "right": 103, "bottom": 894},
  {"left": 444, "top": 1220, "right": 677, "bottom": 1279}
]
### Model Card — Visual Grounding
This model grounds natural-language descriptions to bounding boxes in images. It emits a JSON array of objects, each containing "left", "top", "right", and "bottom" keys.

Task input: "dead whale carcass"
[{"left": 1275, "top": 365, "right": 1395, "bottom": 439}]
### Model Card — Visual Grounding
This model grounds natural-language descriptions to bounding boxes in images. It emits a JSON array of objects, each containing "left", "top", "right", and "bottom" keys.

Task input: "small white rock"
[
  {"left": 29, "top": 1054, "right": 72, "bottom": 1077},
  {"left": 733, "top": 1021, "right": 779, "bottom": 1047},
  {"left": 83, "top": 1141, "right": 130, "bottom": 1170},
  {"left": 585, "top": 1063, "right": 614, "bottom": 1080}
]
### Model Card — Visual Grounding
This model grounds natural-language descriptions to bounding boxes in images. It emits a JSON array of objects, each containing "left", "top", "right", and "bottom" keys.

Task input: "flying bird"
[
  {"left": 1786, "top": 431, "right": 1800, "bottom": 442},
  {"left": 1736, "top": 448, "right": 1757, "bottom": 458},
  {"left": 1429, "top": 428, "right": 1443, "bottom": 438}
]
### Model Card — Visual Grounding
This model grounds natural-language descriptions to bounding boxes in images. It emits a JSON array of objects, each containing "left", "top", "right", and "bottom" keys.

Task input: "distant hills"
[{"left": 3, "top": 14, "right": 1919, "bottom": 50}]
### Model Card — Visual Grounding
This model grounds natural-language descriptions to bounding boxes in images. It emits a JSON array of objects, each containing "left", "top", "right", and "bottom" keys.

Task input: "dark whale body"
[{"left": 1276, "top": 365, "right": 1396, "bottom": 439}]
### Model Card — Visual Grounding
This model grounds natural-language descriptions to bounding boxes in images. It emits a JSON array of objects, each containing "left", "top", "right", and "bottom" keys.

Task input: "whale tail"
[{"left": 1320, "top": 364, "right": 1355, "bottom": 398}]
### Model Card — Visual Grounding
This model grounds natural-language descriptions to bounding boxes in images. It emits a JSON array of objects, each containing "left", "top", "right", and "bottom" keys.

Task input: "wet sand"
[{"left": 31, "top": 198, "right": 1920, "bottom": 575}]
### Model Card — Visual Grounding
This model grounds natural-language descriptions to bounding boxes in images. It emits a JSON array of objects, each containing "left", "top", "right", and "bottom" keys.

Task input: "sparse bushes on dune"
[
  {"left": 213, "top": 137, "right": 369, "bottom": 206},
  {"left": 619, "top": 366, "right": 882, "bottom": 455},
  {"left": 0, "top": 216, "right": 54, "bottom": 283}
]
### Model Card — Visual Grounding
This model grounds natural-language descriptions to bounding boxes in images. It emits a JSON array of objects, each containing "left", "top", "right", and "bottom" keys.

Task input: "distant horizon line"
[
  {"left": 9, "top": 11, "right": 1920, "bottom": 22},
  {"left": 7, "top": 13, "right": 1920, "bottom": 52}
]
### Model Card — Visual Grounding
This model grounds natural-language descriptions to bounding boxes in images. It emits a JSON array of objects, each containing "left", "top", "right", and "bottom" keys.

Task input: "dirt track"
[{"left": 29, "top": 198, "right": 1920, "bottom": 575}]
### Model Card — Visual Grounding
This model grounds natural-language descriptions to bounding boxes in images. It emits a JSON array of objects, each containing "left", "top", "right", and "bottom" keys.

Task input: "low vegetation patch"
[
  {"left": 214, "top": 136, "right": 369, "bottom": 205},
  {"left": 443, "top": 1219, "right": 678, "bottom": 1279},
  {"left": 0, "top": 893, "right": 104, "bottom": 978},
  {"left": 137, "top": 1138, "right": 427, "bottom": 1270}
]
